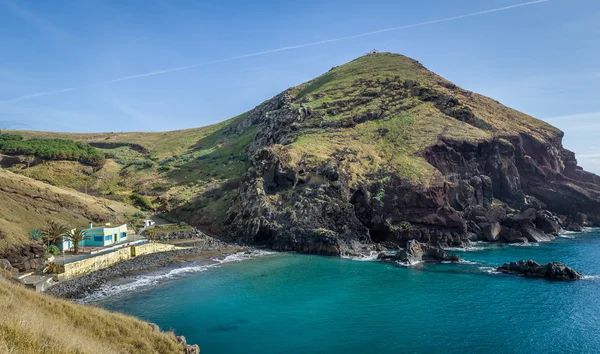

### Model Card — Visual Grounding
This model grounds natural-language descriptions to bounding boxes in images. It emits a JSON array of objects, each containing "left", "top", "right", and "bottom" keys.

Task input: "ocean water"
[{"left": 95, "top": 232, "right": 600, "bottom": 354}]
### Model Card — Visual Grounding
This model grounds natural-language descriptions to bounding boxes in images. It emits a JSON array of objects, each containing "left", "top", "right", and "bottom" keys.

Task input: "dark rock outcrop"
[
  {"left": 0, "top": 258, "right": 18, "bottom": 277},
  {"left": 378, "top": 240, "right": 459, "bottom": 265},
  {"left": 564, "top": 222, "right": 583, "bottom": 232},
  {"left": 497, "top": 260, "right": 582, "bottom": 280},
  {"left": 0, "top": 243, "right": 45, "bottom": 273},
  {"left": 481, "top": 222, "right": 501, "bottom": 242}
]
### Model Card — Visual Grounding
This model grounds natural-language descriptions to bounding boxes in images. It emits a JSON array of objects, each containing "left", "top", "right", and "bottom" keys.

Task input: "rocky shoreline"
[
  {"left": 46, "top": 234, "right": 251, "bottom": 299},
  {"left": 46, "top": 224, "right": 593, "bottom": 300}
]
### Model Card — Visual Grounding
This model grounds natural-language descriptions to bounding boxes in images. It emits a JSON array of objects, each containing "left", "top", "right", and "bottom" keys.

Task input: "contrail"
[{"left": 2, "top": 0, "right": 550, "bottom": 103}]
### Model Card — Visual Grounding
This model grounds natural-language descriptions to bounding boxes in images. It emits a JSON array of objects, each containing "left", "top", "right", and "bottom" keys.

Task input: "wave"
[
  {"left": 479, "top": 266, "right": 502, "bottom": 275},
  {"left": 443, "top": 246, "right": 485, "bottom": 252},
  {"left": 211, "top": 249, "right": 275, "bottom": 263},
  {"left": 459, "top": 260, "right": 480, "bottom": 265},
  {"left": 506, "top": 242, "right": 540, "bottom": 247},
  {"left": 80, "top": 250, "right": 274, "bottom": 303},
  {"left": 581, "top": 275, "right": 598, "bottom": 280},
  {"left": 80, "top": 264, "right": 216, "bottom": 303},
  {"left": 395, "top": 260, "right": 423, "bottom": 267},
  {"left": 342, "top": 251, "right": 381, "bottom": 262}
]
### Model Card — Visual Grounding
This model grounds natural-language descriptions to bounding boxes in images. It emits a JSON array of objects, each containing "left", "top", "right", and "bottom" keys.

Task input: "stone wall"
[{"left": 58, "top": 242, "right": 176, "bottom": 281}]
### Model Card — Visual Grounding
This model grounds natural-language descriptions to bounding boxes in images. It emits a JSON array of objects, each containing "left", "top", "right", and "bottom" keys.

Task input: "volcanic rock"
[{"left": 498, "top": 260, "right": 582, "bottom": 280}]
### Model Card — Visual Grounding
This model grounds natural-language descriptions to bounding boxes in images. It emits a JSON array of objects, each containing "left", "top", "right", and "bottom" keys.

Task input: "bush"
[
  {"left": 0, "top": 133, "right": 105, "bottom": 166},
  {"left": 43, "top": 262, "right": 65, "bottom": 274},
  {"left": 47, "top": 245, "right": 60, "bottom": 256},
  {"left": 29, "top": 229, "right": 42, "bottom": 241},
  {"left": 130, "top": 193, "right": 154, "bottom": 211}
]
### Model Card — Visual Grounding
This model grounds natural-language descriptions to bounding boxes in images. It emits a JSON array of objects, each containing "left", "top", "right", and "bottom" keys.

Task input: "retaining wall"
[{"left": 58, "top": 242, "right": 176, "bottom": 281}]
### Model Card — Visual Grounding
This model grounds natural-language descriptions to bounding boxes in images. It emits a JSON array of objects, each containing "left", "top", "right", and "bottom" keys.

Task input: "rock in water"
[
  {"left": 392, "top": 240, "right": 424, "bottom": 265},
  {"left": 381, "top": 240, "right": 460, "bottom": 265},
  {"left": 564, "top": 222, "right": 583, "bottom": 232},
  {"left": 497, "top": 260, "right": 582, "bottom": 280},
  {"left": 544, "top": 262, "right": 583, "bottom": 280}
]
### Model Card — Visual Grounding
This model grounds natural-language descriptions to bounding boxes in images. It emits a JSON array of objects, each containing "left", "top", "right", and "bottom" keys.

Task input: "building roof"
[{"left": 85, "top": 224, "right": 127, "bottom": 231}]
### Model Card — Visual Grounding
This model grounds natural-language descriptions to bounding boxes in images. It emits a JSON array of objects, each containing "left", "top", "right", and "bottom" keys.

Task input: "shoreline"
[
  {"left": 47, "top": 228, "right": 599, "bottom": 300},
  {"left": 45, "top": 236, "right": 256, "bottom": 300}
]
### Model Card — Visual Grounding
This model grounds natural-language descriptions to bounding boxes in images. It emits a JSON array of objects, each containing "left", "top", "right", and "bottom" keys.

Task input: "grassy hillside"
[
  {"left": 8, "top": 113, "right": 256, "bottom": 229},
  {"left": 0, "top": 278, "right": 184, "bottom": 354},
  {"left": 0, "top": 169, "right": 137, "bottom": 252},
  {"left": 274, "top": 53, "right": 560, "bottom": 186},
  {"left": 15, "top": 114, "right": 244, "bottom": 159}
]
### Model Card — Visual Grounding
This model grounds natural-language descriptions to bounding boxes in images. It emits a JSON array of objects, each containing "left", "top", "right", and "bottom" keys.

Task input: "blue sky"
[{"left": 0, "top": 0, "right": 599, "bottom": 172}]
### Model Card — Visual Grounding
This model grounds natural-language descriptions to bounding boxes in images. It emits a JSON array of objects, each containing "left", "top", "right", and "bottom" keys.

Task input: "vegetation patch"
[{"left": 0, "top": 133, "right": 105, "bottom": 166}]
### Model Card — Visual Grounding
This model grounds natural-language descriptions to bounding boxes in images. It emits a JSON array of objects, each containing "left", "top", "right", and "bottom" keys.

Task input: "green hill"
[
  {"left": 9, "top": 114, "right": 255, "bottom": 231},
  {"left": 7, "top": 53, "right": 600, "bottom": 256}
]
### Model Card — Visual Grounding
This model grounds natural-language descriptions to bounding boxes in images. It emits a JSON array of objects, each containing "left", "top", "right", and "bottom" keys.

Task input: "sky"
[{"left": 0, "top": 0, "right": 599, "bottom": 172}]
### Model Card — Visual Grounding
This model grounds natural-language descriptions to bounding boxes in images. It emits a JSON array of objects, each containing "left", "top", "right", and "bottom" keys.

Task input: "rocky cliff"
[{"left": 223, "top": 53, "right": 600, "bottom": 256}]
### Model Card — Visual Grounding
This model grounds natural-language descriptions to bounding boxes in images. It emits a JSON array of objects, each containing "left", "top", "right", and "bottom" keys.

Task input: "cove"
[{"left": 96, "top": 232, "right": 600, "bottom": 353}]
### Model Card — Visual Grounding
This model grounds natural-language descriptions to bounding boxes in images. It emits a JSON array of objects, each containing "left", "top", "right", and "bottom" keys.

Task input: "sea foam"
[
  {"left": 479, "top": 266, "right": 502, "bottom": 275},
  {"left": 443, "top": 246, "right": 485, "bottom": 252},
  {"left": 80, "top": 250, "right": 274, "bottom": 303},
  {"left": 343, "top": 251, "right": 381, "bottom": 262}
]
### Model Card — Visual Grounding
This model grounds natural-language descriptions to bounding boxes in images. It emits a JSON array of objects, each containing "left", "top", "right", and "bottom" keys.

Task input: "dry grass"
[
  {"left": 17, "top": 161, "right": 95, "bottom": 191},
  {"left": 462, "top": 91, "right": 561, "bottom": 142},
  {"left": 0, "top": 169, "right": 137, "bottom": 252},
  {"left": 0, "top": 278, "right": 184, "bottom": 354}
]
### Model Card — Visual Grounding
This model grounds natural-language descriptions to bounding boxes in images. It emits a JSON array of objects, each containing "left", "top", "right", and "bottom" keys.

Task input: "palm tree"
[
  {"left": 42, "top": 221, "right": 69, "bottom": 248},
  {"left": 128, "top": 218, "right": 139, "bottom": 235},
  {"left": 64, "top": 228, "right": 90, "bottom": 255}
]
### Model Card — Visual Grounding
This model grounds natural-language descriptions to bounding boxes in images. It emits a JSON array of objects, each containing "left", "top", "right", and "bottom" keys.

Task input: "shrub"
[
  {"left": 398, "top": 221, "right": 413, "bottom": 231},
  {"left": 43, "top": 262, "right": 64, "bottom": 274},
  {"left": 130, "top": 193, "right": 153, "bottom": 211},
  {"left": 0, "top": 133, "right": 105, "bottom": 166},
  {"left": 29, "top": 229, "right": 42, "bottom": 241},
  {"left": 47, "top": 245, "right": 60, "bottom": 256}
]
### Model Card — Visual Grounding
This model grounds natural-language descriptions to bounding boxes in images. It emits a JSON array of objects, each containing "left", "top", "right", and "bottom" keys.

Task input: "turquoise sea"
[{"left": 95, "top": 231, "right": 600, "bottom": 354}]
